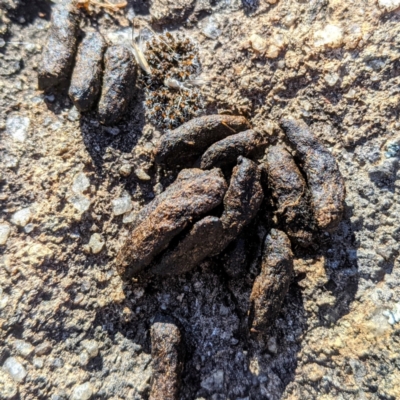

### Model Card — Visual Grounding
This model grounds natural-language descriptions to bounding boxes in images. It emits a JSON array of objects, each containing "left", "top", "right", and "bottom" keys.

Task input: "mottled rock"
[
  {"left": 3, "top": 357, "right": 26, "bottom": 382},
  {"left": 281, "top": 117, "right": 345, "bottom": 231},
  {"left": 150, "top": 317, "right": 183, "bottom": 400},
  {"left": 265, "top": 144, "right": 315, "bottom": 247},
  {"left": 249, "top": 229, "right": 293, "bottom": 334},
  {"left": 112, "top": 194, "right": 132, "bottom": 216},
  {"left": 156, "top": 115, "right": 251, "bottom": 167},
  {"left": 200, "top": 130, "right": 262, "bottom": 169},
  {"left": 6, "top": 115, "right": 30, "bottom": 142},
  {"left": 69, "top": 31, "right": 106, "bottom": 112},
  {"left": 72, "top": 172, "right": 90, "bottom": 194},
  {"left": 11, "top": 208, "right": 31, "bottom": 227},
  {"left": 98, "top": 45, "right": 137, "bottom": 125},
  {"left": 70, "top": 382, "right": 93, "bottom": 400},
  {"left": 14, "top": 341, "right": 34, "bottom": 358},
  {"left": 38, "top": 0, "right": 81, "bottom": 90},
  {"left": 116, "top": 169, "right": 227, "bottom": 279},
  {"left": 150, "top": 216, "right": 224, "bottom": 276}
]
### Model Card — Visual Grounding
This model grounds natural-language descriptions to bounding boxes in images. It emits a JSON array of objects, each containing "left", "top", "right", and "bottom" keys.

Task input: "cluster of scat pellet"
[{"left": 142, "top": 32, "right": 204, "bottom": 130}]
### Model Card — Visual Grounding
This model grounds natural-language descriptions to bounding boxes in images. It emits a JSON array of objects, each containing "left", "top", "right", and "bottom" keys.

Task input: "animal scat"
[
  {"left": 220, "top": 156, "right": 264, "bottom": 238},
  {"left": 150, "top": 317, "right": 184, "bottom": 400},
  {"left": 200, "top": 129, "right": 263, "bottom": 169},
  {"left": 98, "top": 45, "right": 137, "bottom": 125},
  {"left": 265, "top": 144, "right": 315, "bottom": 247},
  {"left": 249, "top": 229, "right": 293, "bottom": 334},
  {"left": 280, "top": 117, "right": 346, "bottom": 231},
  {"left": 149, "top": 216, "right": 224, "bottom": 276},
  {"left": 38, "top": 0, "right": 81, "bottom": 90},
  {"left": 69, "top": 31, "right": 107, "bottom": 112},
  {"left": 116, "top": 168, "right": 227, "bottom": 280},
  {"left": 155, "top": 115, "right": 251, "bottom": 167}
]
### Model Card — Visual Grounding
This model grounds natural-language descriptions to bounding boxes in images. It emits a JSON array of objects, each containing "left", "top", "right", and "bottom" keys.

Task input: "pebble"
[
  {"left": 122, "top": 210, "right": 137, "bottom": 224},
  {"left": 134, "top": 168, "right": 151, "bottom": 181},
  {"left": 79, "top": 351, "right": 90, "bottom": 366},
  {"left": 70, "top": 382, "right": 93, "bottom": 400},
  {"left": 112, "top": 194, "right": 132, "bottom": 216},
  {"left": 0, "top": 224, "right": 11, "bottom": 245},
  {"left": 35, "top": 341, "right": 52, "bottom": 356},
  {"left": 202, "top": 16, "right": 221, "bottom": 40},
  {"left": 24, "top": 223, "right": 34, "bottom": 234},
  {"left": 3, "top": 357, "right": 27, "bottom": 382},
  {"left": 70, "top": 195, "right": 91, "bottom": 213},
  {"left": 72, "top": 173, "right": 90, "bottom": 194},
  {"left": 249, "top": 34, "right": 268, "bottom": 53},
  {"left": 11, "top": 207, "right": 31, "bottom": 227},
  {"left": 0, "top": 370, "right": 18, "bottom": 399},
  {"left": 81, "top": 340, "right": 99, "bottom": 359},
  {"left": 324, "top": 72, "right": 340, "bottom": 87},
  {"left": 88, "top": 233, "right": 105, "bottom": 254},
  {"left": 68, "top": 106, "right": 80, "bottom": 122},
  {"left": 6, "top": 115, "right": 30, "bottom": 142},
  {"left": 119, "top": 164, "right": 132, "bottom": 177},
  {"left": 314, "top": 24, "right": 343, "bottom": 48},
  {"left": 14, "top": 340, "right": 34, "bottom": 358}
]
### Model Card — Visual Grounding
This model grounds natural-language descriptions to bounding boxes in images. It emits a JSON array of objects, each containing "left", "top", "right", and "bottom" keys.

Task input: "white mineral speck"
[
  {"left": 11, "top": 208, "right": 31, "bottom": 227},
  {"left": 325, "top": 72, "right": 340, "bottom": 87},
  {"left": 249, "top": 34, "right": 267, "bottom": 53},
  {"left": 70, "top": 382, "right": 93, "bottom": 400},
  {"left": 314, "top": 24, "right": 343, "bottom": 48},
  {"left": 68, "top": 106, "right": 80, "bottom": 122},
  {"left": 81, "top": 340, "right": 99, "bottom": 359},
  {"left": 3, "top": 357, "right": 27, "bottom": 382},
  {"left": 378, "top": 0, "right": 400, "bottom": 11},
  {"left": 88, "top": 234, "right": 105, "bottom": 254},
  {"left": 14, "top": 341, "right": 34, "bottom": 358},
  {"left": 122, "top": 210, "right": 137, "bottom": 224},
  {"left": 112, "top": 194, "right": 133, "bottom": 216},
  {"left": 72, "top": 173, "right": 90, "bottom": 194},
  {"left": 6, "top": 115, "right": 30, "bottom": 142},
  {"left": 202, "top": 16, "right": 221, "bottom": 40},
  {"left": 0, "top": 295, "right": 9, "bottom": 310},
  {"left": 70, "top": 195, "right": 91, "bottom": 213},
  {"left": 0, "top": 224, "right": 11, "bottom": 245}
]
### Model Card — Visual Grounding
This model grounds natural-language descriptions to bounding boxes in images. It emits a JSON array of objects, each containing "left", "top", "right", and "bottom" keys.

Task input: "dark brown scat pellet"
[
  {"left": 69, "top": 31, "right": 107, "bottom": 112},
  {"left": 155, "top": 114, "right": 251, "bottom": 167},
  {"left": 150, "top": 317, "right": 184, "bottom": 400},
  {"left": 116, "top": 168, "right": 227, "bottom": 280},
  {"left": 200, "top": 129, "right": 262, "bottom": 169},
  {"left": 220, "top": 156, "right": 264, "bottom": 238},
  {"left": 38, "top": 0, "right": 81, "bottom": 90},
  {"left": 249, "top": 229, "right": 293, "bottom": 334},
  {"left": 280, "top": 117, "right": 346, "bottom": 231},
  {"left": 265, "top": 144, "right": 315, "bottom": 247},
  {"left": 98, "top": 45, "right": 137, "bottom": 125},
  {"left": 150, "top": 216, "right": 224, "bottom": 276}
]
